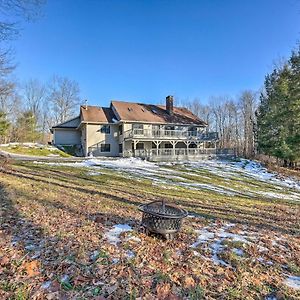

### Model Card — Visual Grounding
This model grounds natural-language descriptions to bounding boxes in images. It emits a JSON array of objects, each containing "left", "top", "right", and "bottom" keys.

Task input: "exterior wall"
[
  {"left": 86, "top": 123, "right": 119, "bottom": 157},
  {"left": 81, "top": 125, "right": 87, "bottom": 156},
  {"left": 53, "top": 128, "right": 81, "bottom": 145}
]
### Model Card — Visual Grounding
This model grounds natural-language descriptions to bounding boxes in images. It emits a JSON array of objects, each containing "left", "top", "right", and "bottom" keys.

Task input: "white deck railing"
[
  {"left": 123, "top": 148, "right": 234, "bottom": 159},
  {"left": 123, "top": 129, "right": 218, "bottom": 140}
]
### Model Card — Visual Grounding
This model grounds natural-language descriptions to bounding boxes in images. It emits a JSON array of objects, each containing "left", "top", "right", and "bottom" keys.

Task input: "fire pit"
[{"left": 139, "top": 200, "right": 188, "bottom": 239}]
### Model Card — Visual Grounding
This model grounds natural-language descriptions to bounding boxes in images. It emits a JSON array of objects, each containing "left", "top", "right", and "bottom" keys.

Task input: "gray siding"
[{"left": 54, "top": 129, "right": 81, "bottom": 145}]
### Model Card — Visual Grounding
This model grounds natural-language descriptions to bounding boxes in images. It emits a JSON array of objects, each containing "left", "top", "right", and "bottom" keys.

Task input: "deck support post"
[
  {"left": 183, "top": 141, "right": 191, "bottom": 156},
  {"left": 153, "top": 140, "right": 162, "bottom": 156},
  {"left": 133, "top": 140, "right": 139, "bottom": 157},
  {"left": 170, "top": 141, "right": 178, "bottom": 157}
]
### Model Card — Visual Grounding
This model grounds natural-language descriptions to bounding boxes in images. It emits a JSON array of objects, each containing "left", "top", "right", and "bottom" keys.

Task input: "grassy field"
[
  {"left": 0, "top": 158, "right": 299, "bottom": 299},
  {"left": 0, "top": 144, "right": 71, "bottom": 157}
]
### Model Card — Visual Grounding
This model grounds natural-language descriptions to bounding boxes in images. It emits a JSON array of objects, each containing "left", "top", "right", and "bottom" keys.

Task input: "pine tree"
[
  {"left": 257, "top": 46, "right": 300, "bottom": 166},
  {"left": 14, "top": 110, "right": 41, "bottom": 142},
  {"left": 0, "top": 111, "right": 10, "bottom": 143}
]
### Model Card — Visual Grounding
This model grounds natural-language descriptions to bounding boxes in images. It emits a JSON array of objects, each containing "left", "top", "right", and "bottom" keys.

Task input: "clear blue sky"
[{"left": 11, "top": 0, "right": 300, "bottom": 106}]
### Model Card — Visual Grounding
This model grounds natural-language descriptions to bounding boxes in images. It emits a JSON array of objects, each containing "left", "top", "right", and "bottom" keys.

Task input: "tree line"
[
  {"left": 0, "top": 0, "right": 81, "bottom": 143},
  {"left": 0, "top": 76, "right": 81, "bottom": 143},
  {"left": 180, "top": 90, "right": 257, "bottom": 158}
]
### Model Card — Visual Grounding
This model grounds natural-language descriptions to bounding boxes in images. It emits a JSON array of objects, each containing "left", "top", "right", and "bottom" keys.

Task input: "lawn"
[
  {"left": 0, "top": 158, "right": 299, "bottom": 299},
  {"left": 0, "top": 144, "right": 71, "bottom": 158}
]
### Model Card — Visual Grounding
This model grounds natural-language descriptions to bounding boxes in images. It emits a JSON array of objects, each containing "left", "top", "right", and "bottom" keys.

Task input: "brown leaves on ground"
[
  {"left": 0, "top": 163, "right": 299, "bottom": 299},
  {"left": 22, "top": 260, "right": 40, "bottom": 277}
]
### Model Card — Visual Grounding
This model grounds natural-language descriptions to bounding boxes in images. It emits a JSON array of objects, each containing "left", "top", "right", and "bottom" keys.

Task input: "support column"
[
  {"left": 170, "top": 141, "right": 178, "bottom": 157},
  {"left": 153, "top": 141, "right": 162, "bottom": 157},
  {"left": 133, "top": 140, "right": 139, "bottom": 157},
  {"left": 183, "top": 141, "right": 191, "bottom": 156}
]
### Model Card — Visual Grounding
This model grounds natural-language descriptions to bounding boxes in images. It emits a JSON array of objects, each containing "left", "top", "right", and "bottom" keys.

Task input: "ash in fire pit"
[{"left": 139, "top": 200, "right": 187, "bottom": 240}]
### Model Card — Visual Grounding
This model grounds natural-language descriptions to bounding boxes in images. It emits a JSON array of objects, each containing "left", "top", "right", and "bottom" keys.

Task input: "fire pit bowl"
[{"left": 139, "top": 201, "right": 188, "bottom": 239}]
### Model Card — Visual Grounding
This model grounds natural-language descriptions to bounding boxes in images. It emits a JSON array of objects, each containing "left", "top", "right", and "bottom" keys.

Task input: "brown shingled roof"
[
  {"left": 111, "top": 101, "right": 207, "bottom": 125},
  {"left": 80, "top": 105, "right": 116, "bottom": 123}
]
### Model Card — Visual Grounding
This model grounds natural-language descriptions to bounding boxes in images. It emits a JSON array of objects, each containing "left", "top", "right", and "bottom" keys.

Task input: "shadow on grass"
[
  {"left": 0, "top": 177, "right": 140, "bottom": 299},
  {"left": 2, "top": 164, "right": 300, "bottom": 237}
]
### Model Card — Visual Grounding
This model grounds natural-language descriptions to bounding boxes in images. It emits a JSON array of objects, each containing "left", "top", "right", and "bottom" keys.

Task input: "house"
[{"left": 51, "top": 96, "right": 226, "bottom": 161}]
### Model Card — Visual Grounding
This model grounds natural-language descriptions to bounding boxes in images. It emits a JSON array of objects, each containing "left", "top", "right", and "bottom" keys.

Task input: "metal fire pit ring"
[{"left": 139, "top": 201, "right": 188, "bottom": 239}]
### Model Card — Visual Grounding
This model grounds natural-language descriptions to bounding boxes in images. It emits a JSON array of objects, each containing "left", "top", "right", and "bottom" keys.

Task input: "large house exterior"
[{"left": 51, "top": 96, "right": 230, "bottom": 161}]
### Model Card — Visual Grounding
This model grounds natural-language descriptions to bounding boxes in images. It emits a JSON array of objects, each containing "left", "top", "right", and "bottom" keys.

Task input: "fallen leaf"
[
  {"left": 156, "top": 282, "right": 171, "bottom": 299},
  {"left": 183, "top": 276, "right": 195, "bottom": 289},
  {"left": 23, "top": 260, "right": 40, "bottom": 277}
]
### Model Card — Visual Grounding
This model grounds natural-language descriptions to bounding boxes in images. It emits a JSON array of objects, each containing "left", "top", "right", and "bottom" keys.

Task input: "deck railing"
[
  {"left": 123, "top": 148, "right": 235, "bottom": 159},
  {"left": 123, "top": 129, "right": 218, "bottom": 140}
]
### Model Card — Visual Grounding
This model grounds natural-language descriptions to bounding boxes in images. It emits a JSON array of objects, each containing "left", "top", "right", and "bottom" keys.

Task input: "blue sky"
[{"left": 10, "top": 0, "right": 300, "bottom": 106}]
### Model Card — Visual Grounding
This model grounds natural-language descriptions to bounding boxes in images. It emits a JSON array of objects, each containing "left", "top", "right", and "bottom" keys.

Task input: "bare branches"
[
  {"left": 181, "top": 92, "right": 258, "bottom": 158},
  {"left": 23, "top": 79, "right": 45, "bottom": 117},
  {"left": 47, "top": 76, "right": 81, "bottom": 124}
]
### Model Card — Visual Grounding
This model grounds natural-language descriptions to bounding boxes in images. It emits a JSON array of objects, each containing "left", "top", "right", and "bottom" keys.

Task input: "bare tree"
[
  {"left": 239, "top": 90, "right": 258, "bottom": 158},
  {"left": 47, "top": 76, "right": 81, "bottom": 124},
  {"left": 23, "top": 78, "right": 45, "bottom": 118},
  {"left": 0, "top": 0, "right": 45, "bottom": 41}
]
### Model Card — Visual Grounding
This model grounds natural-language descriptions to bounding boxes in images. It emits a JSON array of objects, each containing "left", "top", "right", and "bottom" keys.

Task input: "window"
[
  {"left": 119, "top": 143, "right": 123, "bottom": 153},
  {"left": 100, "top": 144, "right": 110, "bottom": 152},
  {"left": 165, "top": 143, "right": 173, "bottom": 149},
  {"left": 133, "top": 123, "right": 143, "bottom": 130},
  {"left": 100, "top": 125, "right": 110, "bottom": 134},
  {"left": 133, "top": 123, "right": 143, "bottom": 135},
  {"left": 136, "top": 143, "right": 144, "bottom": 150}
]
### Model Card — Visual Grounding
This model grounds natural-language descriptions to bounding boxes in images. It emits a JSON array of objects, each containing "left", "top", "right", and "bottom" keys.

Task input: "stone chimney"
[{"left": 166, "top": 95, "right": 174, "bottom": 116}]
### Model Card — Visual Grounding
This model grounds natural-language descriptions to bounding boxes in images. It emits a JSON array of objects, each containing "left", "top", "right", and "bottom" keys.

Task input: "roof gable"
[
  {"left": 80, "top": 106, "right": 116, "bottom": 123},
  {"left": 52, "top": 116, "right": 81, "bottom": 129}
]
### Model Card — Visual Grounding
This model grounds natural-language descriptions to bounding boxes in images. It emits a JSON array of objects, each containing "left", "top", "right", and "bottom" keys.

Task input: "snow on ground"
[
  {"left": 0, "top": 142, "right": 58, "bottom": 150},
  {"left": 191, "top": 222, "right": 249, "bottom": 266},
  {"left": 104, "top": 224, "right": 132, "bottom": 245},
  {"left": 284, "top": 275, "right": 300, "bottom": 290},
  {"left": 35, "top": 157, "right": 300, "bottom": 201}
]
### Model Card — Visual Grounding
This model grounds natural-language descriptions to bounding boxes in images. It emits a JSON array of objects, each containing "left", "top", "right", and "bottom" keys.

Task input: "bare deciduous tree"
[
  {"left": 23, "top": 78, "right": 45, "bottom": 118},
  {"left": 181, "top": 91, "right": 258, "bottom": 158},
  {"left": 47, "top": 76, "right": 81, "bottom": 124},
  {"left": 239, "top": 90, "right": 257, "bottom": 158}
]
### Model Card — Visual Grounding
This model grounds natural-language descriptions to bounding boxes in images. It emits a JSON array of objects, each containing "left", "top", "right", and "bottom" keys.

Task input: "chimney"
[{"left": 166, "top": 95, "right": 174, "bottom": 115}]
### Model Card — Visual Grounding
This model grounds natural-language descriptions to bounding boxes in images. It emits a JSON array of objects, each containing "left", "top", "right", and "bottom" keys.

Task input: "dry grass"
[{"left": 0, "top": 161, "right": 299, "bottom": 299}]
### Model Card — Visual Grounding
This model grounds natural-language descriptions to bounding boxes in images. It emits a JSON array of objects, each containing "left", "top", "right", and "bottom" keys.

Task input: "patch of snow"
[
  {"left": 126, "top": 250, "right": 135, "bottom": 259},
  {"left": 104, "top": 224, "right": 133, "bottom": 245},
  {"left": 90, "top": 250, "right": 100, "bottom": 261},
  {"left": 210, "top": 240, "right": 228, "bottom": 266},
  {"left": 232, "top": 248, "right": 244, "bottom": 256},
  {"left": 25, "top": 244, "right": 36, "bottom": 251},
  {"left": 265, "top": 296, "right": 277, "bottom": 300},
  {"left": 60, "top": 274, "right": 70, "bottom": 284},
  {"left": 192, "top": 250, "right": 201, "bottom": 257},
  {"left": 35, "top": 157, "right": 300, "bottom": 201},
  {"left": 41, "top": 281, "right": 52, "bottom": 289},
  {"left": 191, "top": 229, "right": 214, "bottom": 248},
  {"left": 190, "top": 222, "right": 253, "bottom": 266},
  {"left": 87, "top": 171, "right": 101, "bottom": 176},
  {"left": 126, "top": 235, "right": 141, "bottom": 242},
  {"left": 260, "top": 191, "right": 300, "bottom": 201},
  {"left": 284, "top": 275, "right": 300, "bottom": 290},
  {"left": 112, "top": 258, "right": 119, "bottom": 264}
]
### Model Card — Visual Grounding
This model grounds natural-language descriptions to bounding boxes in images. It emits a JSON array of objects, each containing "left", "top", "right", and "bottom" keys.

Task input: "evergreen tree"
[
  {"left": 257, "top": 47, "right": 300, "bottom": 166},
  {"left": 14, "top": 110, "right": 41, "bottom": 142},
  {"left": 0, "top": 111, "right": 10, "bottom": 143}
]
